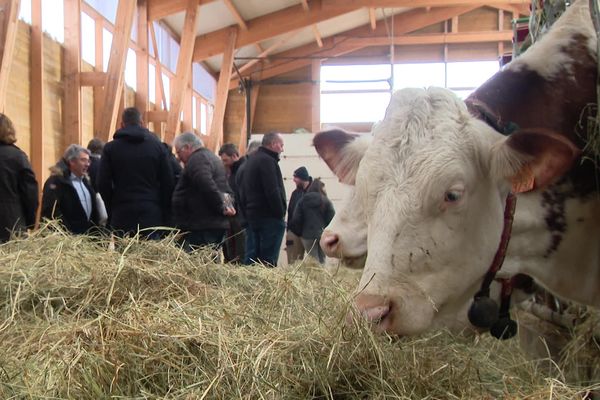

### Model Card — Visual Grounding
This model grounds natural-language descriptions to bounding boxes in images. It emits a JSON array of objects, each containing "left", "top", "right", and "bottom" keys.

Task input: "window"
[
  {"left": 84, "top": 0, "right": 117, "bottom": 24},
  {"left": 42, "top": 0, "right": 64, "bottom": 43},
  {"left": 81, "top": 12, "right": 95, "bottom": 65},
  {"left": 124, "top": 48, "right": 136, "bottom": 90},
  {"left": 102, "top": 28, "right": 112, "bottom": 71},
  {"left": 19, "top": 0, "right": 31, "bottom": 23},
  {"left": 149, "top": 63, "right": 156, "bottom": 104},
  {"left": 320, "top": 61, "right": 500, "bottom": 123},
  {"left": 200, "top": 102, "right": 207, "bottom": 134}
]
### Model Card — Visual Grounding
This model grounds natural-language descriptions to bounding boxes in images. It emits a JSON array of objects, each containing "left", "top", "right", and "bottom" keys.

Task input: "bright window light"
[
  {"left": 124, "top": 48, "right": 137, "bottom": 90},
  {"left": 149, "top": 63, "right": 156, "bottom": 104},
  {"left": 19, "top": 0, "right": 31, "bottom": 23},
  {"left": 321, "top": 92, "right": 390, "bottom": 123},
  {"left": 393, "top": 63, "right": 446, "bottom": 89},
  {"left": 446, "top": 61, "right": 499, "bottom": 89},
  {"left": 81, "top": 12, "right": 95, "bottom": 65},
  {"left": 42, "top": 0, "right": 64, "bottom": 43},
  {"left": 102, "top": 28, "right": 112, "bottom": 71}
]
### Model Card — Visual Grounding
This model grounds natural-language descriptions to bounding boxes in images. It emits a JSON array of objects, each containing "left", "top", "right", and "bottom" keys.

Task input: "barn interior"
[{"left": 0, "top": 0, "right": 598, "bottom": 398}]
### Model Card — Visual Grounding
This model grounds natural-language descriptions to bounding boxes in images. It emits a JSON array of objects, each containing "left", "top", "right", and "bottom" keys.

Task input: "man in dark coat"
[
  {"left": 0, "top": 113, "right": 38, "bottom": 242},
  {"left": 97, "top": 107, "right": 175, "bottom": 238},
  {"left": 285, "top": 166, "right": 312, "bottom": 264},
  {"left": 41, "top": 144, "right": 100, "bottom": 234},
  {"left": 86, "top": 137, "right": 104, "bottom": 192},
  {"left": 237, "top": 133, "right": 286, "bottom": 266},
  {"left": 172, "top": 132, "right": 235, "bottom": 252},
  {"left": 218, "top": 143, "right": 246, "bottom": 263}
]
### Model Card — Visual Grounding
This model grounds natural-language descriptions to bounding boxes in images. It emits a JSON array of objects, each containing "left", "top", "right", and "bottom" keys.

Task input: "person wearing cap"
[{"left": 286, "top": 166, "right": 312, "bottom": 264}]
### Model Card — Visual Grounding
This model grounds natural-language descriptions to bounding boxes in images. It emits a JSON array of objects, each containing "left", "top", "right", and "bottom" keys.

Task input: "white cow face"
[{"left": 315, "top": 87, "right": 579, "bottom": 336}]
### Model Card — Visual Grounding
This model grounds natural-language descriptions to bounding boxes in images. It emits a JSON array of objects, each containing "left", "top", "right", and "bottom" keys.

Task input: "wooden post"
[
  {"left": 64, "top": 0, "right": 82, "bottom": 146},
  {"left": 136, "top": 0, "right": 149, "bottom": 114},
  {"left": 98, "top": 0, "right": 136, "bottom": 142},
  {"left": 238, "top": 70, "right": 261, "bottom": 153},
  {"left": 165, "top": 0, "right": 199, "bottom": 143},
  {"left": 0, "top": 0, "right": 20, "bottom": 113},
  {"left": 311, "top": 60, "right": 320, "bottom": 133},
  {"left": 149, "top": 22, "right": 167, "bottom": 110},
  {"left": 93, "top": 14, "right": 104, "bottom": 137},
  {"left": 30, "top": 0, "right": 43, "bottom": 189},
  {"left": 208, "top": 27, "right": 237, "bottom": 152}
]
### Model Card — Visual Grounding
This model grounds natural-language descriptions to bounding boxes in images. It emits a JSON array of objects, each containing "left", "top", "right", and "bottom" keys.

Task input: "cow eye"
[{"left": 444, "top": 189, "right": 463, "bottom": 203}]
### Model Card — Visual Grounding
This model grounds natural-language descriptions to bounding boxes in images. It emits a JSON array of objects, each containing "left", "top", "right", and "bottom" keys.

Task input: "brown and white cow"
[{"left": 315, "top": 0, "right": 600, "bottom": 336}]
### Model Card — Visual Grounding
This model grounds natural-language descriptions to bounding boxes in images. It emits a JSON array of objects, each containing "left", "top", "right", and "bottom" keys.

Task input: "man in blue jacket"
[
  {"left": 237, "top": 133, "right": 286, "bottom": 266},
  {"left": 97, "top": 107, "right": 175, "bottom": 238}
]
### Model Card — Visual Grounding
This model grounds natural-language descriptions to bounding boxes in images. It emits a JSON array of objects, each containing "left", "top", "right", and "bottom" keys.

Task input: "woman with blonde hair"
[{"left": 0, "top": 113, "right": 39, "bottom": 242}]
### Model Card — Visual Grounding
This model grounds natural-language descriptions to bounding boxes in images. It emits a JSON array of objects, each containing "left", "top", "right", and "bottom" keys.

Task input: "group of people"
[{"left": 0, "top": 108, "right": 335, "bottom": 267}]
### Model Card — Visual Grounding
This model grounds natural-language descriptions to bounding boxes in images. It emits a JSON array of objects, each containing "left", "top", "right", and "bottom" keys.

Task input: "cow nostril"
[{"left": 320, "top": 231, "right": 340, "bottom": 255}]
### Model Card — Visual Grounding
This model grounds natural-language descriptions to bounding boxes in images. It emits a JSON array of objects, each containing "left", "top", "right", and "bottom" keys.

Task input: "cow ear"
[
  {"left": 491, "top": 128, "right": 581, "bottom": 193},
  {"left": 313, "top": 129, "right": 371, "bottom": 185}
]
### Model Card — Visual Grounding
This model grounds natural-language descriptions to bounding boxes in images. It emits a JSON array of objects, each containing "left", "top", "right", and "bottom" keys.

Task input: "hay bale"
[{"left": 0, "top": 227, "right": 597, "bottom": 399}]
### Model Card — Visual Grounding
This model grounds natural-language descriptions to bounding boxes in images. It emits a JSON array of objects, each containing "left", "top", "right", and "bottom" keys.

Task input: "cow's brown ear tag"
[{"left": 510, "top": 164, "right": 535, "bottom": 193}]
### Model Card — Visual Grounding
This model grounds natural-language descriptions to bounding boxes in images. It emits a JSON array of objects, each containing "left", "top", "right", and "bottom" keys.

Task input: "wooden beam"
[
  {"left": 311, "top": 24, "right": 323, "bottom": 47},
  {"left": 136, "top": 0, "right": 149, "bottom": 113},
  {"left": 222, "top": 0, "right": 247, "bottom": 30},
  {"left": 300, "top": 0, "right": 309, "bottom": 11},
  {"left": 322, "top": 0, "right": 529, "bottom": 7},
  {"left": 93, "top": 14, "right": 104, "bottom": 137},
  {"left": 165, "top": 0, "right": 200, "bottom": 142},
  {"left": 64, "top": 0, "right": 82, "bottom": 145},
  {"left": 193, "top": 0, "right": 365, "bottom": 62},
  {"left": 230, "top": 5, "right": 477, "bottom": 88},
  {"left": 369, "top": 8, "right": 377, "bottom": 30},
  {"left": 345, "top": 30, "right": 513, "bottom": 46},
  {"left": 30, "top": 0, "right": 43, "bottom": 190},
  {"left": 99, "top": 0, "right": 136, "bottom": 142},
  {"left": 146, "top": 110, "right": 169, "bottom": 121},
  {"left": 238, "top": 30, "right": 298, "bottom": 74},
  {"left": 80, "top": 71, "right": 108, "bottom": 86},
  {"left": 0, "top": 0, "right": 20, "bottom": 113},
  {"left": 208, "top": 27, "right": 237, "bottom": 152},
  {"left": 238, "top": 69, "right": 261, "bottom": 154},
  {"left": 497, "top": 9, "right": 504, "bottom": 56},
  {"left": 311, "top": 60, "right": 320, "bottom": 133},
  {"left": 150, "top": 22, "right": 167, "bottom": 110},
  {"left": 148, "top": 0, "right": 215, "bottom": 20}
]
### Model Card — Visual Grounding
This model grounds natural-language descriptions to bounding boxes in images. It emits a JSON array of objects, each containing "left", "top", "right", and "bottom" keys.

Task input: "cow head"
[{"left": 315, "top": 87, "right": 579, "bottom": 336}]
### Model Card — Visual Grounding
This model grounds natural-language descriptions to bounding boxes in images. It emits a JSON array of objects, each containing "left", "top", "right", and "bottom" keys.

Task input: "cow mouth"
[{"left": 341, "top": 254, "right": 367, "bottom": 269}]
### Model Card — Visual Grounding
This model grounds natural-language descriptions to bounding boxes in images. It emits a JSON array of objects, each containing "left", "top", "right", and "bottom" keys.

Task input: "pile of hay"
[{"left": 0, "top": 227, "right": 597, "bottom": 399}]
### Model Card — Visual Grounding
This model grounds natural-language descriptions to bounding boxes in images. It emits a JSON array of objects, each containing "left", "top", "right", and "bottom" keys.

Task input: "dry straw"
[{"left": 0, "top": 224, "right": 597, "bottom": 399}]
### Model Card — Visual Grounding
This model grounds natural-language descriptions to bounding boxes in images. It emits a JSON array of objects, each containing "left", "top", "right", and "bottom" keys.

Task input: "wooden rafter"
[
  {"left": 310, "top": 60, "right": 320, "bottom": 133},
  {"left": 99, "top": 0, "right": 136, "bottom": 142},
  {"left": 229, "top": 5, "right": 478, "bottom": 88},
  {"left": 63, "top": 0, "right": 82, "bottom": 145},
  {"left": 238, "top": 30, "right": 298, "bottom": 74},
  {"left": 222, "top": 0, "right": 247, "bottom": 30},
  {"left": 311, "top": 24, "right": 323, "bottom": 47},
  {"left": 346, "top": 30, "right": 513, "bottom": 46},
  {"left": 369, "top": 8, "right": 377, "bottom": 30},
  {"left": 148, "top": 0, "right": 215, "bottom": 20},
  {"left": 165, "top": 0, "right": 200, "bottom": 142},
  {"left": 322, "top": 0, "right": 528, "bottom": 7},
  {"left": 193, "top": 0, "right": 363, "bottom": 62},
  {"left": 208, "top": 27, "right": 238, "bottom": 152}
]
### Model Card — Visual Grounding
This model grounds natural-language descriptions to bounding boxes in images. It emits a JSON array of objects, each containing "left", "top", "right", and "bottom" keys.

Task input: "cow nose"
[
  {"left": 351, "top": 293, "right": 391, "bottom": 325},
  {"left": 320, "top": 230, "right": 340, "bottom": 257}
]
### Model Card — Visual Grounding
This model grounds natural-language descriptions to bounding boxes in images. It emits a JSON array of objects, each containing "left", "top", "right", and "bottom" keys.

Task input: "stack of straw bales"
[{"left": 0, "top": 225, "right": 597, "bottom": 398}]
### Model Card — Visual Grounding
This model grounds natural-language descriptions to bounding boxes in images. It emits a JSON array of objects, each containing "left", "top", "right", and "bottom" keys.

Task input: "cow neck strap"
[{"left": 475, "top": 192, "right": 517, "bottom": 298}]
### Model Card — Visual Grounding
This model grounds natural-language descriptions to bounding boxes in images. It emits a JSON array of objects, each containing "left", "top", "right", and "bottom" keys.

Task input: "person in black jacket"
[
  {"left": 41, "top": 144, "right": 100, "bottom": 234},
  {"left": 0, "top": 113, "right": 38, "bottom": 242},
  {"left": 291, "top": 179, "right": 335, "bottom": 264},
  {"left": 172, "top": 132, "right": 235, "bottom": 252},
  {"left": 237, "top": 133, "right": 286, "bottom": 266},
  {"left": 97, "top": 107, "right": 175, "bottom": 238},
  {"left": 219, "top": 143, "right": 246, "bottom": 263},
  {"left": 286, "top": 166, "right": 312, "bottom": 265},
  {"left": 86, "top": 137, "right": 104, "bottom": 192}
]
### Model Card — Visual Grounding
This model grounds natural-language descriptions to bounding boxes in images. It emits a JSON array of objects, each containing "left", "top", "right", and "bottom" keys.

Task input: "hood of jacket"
[
  {"left": 49, "top": 159, "right": 70, "bottom": 178},
  {"left": 113, "top": 124, "right": 150, "bottom": 143},
  {"left": 302, "top": 192, "right": 323, "bottom": 207}
]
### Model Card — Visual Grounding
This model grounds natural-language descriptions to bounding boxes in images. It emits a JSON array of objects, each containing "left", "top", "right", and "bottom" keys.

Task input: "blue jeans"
[
  {"left": 246, "top": 218, "right": 285, "bottom": 267},
  {"left": 180, "top": 229, "right": 225, "bottom": 253}
]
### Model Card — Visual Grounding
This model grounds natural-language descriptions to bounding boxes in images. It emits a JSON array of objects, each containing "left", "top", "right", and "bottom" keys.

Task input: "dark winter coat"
[
  {"left": 172, "top": 147, "right": 232, "bottom": 231},
  {"left": 0, "top": 143, "right": 39, "bottom": 242},
  {"left": 237, "top": 146, "right": 286, "bottom": 222},
  {"left": 41, "top": 160, "right": 100, "bottom": 234},
  {"left": 87, "top": 154, "right": 101, "bottom": 191},
  {"left": 291, "top": 192, "right": 335, "bottom": 240},
  {"left": 286, "top": 178, "right": 312, "bottom": 235},
  {"left": 97, "top": 124, "right": 175, "bottom": 233}
]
